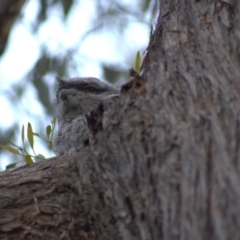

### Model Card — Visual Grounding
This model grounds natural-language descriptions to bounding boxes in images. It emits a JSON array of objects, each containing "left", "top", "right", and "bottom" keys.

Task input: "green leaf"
[
  {"left": 33, "top": 133, "right": 40, "bottom": 137},
  {"left": 46, "top": 125, "right": 52, "bottom": 138},
  {"left": 48, "top": 141, "right": 52, "bottom": 149},
  {"left": 27, "top": 122, "right": 34, "bottom": 149},
  {"left": 0, "top": 145, "right": 20, "bottom": 155},
  {"left": 35, "top": 154, "right": 45, "bottom": 162},
  {"left": 6, "top": 162, "right": 18, "bottom": 170},
  {"left": 51, "top": 117, "right": 56, "bottom": 126},
  {"left": 25, "top": 155, "right": 33, "bottom": 164},
  {"left": 36, "top": 154, "right": 45, "bottom": 159},
  {"left": 134, "top": 51, "right": 141, "bottom": 73},
  {"left": 21, "top": 124, "right": 25, "bottom": 143}
]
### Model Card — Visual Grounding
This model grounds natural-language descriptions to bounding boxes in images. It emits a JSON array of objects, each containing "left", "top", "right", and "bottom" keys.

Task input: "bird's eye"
[{"left": 85, "top": 87, "right": 97, "bottom": 93}]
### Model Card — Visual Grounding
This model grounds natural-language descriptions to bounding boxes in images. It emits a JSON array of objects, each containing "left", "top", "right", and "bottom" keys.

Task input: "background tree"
[{"left": 1, "top": 0, "right": 240, "bottom": 240}]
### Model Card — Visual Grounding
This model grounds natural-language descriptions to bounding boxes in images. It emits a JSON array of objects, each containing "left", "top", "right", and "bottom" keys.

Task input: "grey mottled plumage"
[{"left": 53, "top": 77, "right": 119, "bottom": 156}]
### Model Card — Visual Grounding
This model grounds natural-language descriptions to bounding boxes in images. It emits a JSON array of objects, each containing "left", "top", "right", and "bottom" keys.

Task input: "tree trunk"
[
  {"left": 0, "top": 0, "right": 26, "bottom": 55},
  {"left": 1, "top": 0, "right": 240, "bottom": 239}
]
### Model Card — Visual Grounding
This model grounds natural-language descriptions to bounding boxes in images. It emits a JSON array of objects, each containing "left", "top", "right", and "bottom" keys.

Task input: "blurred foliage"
[
  {"left": 0, "top": 0, "right": 158, "bottom": 169},
  {"left": 36, "top": 0, "right": 74, "bottom": 25},
  {"left": 1, "top": 119, "right": 56, "bottom": 170}
]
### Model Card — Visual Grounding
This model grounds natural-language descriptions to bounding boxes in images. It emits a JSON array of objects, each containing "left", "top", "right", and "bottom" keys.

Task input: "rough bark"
[
  {"left": 0, "top": 0, "right": 26, "bottom": 55},
  {"left": 1, "top": 0, "right": 240, "bottom": 239}
]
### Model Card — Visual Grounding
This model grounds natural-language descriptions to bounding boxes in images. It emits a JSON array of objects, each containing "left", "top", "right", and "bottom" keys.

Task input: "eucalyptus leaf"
[
  {"left": 35, "top": 154, "right": 46, "bottom": 162},
  {"left": 27, "top": 123, "right": 34, "bottom": 149},
  {"left": 5, "top": 162, "right": 18, "bottom": 170},
  {"left": 46, "top": 125, "right": 52, "bottom": 138},
  {"left": 21, "top": 124, "right": 24, "bottom": 143},
  {"left": 25, "top": 155, "right": 33, "bottom": 164},
  {"left": 0, "top": 145, "right": 20, "bottom": 155},
  {"left": 135, "top": 51, "right": 141, "bottom": 73}
]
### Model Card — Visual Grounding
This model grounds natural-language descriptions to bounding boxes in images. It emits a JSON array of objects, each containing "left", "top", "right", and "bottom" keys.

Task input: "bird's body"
[{"left": 53, "top": 77, "right": 119, "bottom": 156}]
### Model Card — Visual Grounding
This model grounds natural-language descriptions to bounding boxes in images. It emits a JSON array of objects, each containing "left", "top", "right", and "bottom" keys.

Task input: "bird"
[{"left": 53, "top": 77, "right": 119, "bottom": 156}]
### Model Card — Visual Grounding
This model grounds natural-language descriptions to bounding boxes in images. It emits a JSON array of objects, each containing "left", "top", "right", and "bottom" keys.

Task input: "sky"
[{"left": 0, "top": 0, "right": 154, "bottom": 169}]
